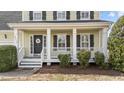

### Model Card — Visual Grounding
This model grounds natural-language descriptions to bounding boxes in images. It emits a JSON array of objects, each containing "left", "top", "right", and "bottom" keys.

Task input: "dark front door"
[{"left": 34, "top": 35, "right": 43, "bottom": 54}]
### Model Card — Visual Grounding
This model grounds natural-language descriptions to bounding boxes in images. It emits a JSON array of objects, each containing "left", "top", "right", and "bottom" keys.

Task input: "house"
[{"left": 0, "top": 11, "right": 112, "bottom": 68}]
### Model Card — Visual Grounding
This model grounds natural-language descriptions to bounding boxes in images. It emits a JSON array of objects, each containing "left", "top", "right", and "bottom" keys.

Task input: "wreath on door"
[{"left": 36, "top": 38, "right": 41, "bottom": 44}]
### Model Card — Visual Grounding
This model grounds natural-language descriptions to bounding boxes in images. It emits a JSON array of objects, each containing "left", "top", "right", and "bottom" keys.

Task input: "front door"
[{"left": 34, "top": 35, "right": 43, "bottom": 54}]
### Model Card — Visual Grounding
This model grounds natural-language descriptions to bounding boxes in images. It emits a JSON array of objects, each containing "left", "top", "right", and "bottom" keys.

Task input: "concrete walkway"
[{"left": 0, "top": 68, "right": 38, "bottom": 77}]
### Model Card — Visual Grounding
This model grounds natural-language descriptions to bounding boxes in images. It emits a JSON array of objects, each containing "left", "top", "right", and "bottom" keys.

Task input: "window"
[
  {"left": 33, "top": 11, "right": 42, "bottom": 21},
  {"left": 57, "top": 35, "right": 66, "bottom": 48},
  {"left": 57, "top": 11, "right": 66, "bottom": 20},
  {"left": 80, "top": 11, "right": 90, "bottom": 19},
  {"left": 81, "top": 35, "right": 89, "bottom": 48},
  {"left": 80, "top": 34, "right": 90, "bottom": 49}
]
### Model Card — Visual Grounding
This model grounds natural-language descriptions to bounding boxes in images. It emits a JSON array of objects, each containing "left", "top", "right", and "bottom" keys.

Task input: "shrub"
[
  {"left": 108, "top": 16, "right": 124, "bottom": 72},
  {"left": 95, "top": 51, "right": 109, "bottom": 69},
  {"left": 77, "top": 49, "right": 91, "bottom": 69},
  {"left": 58, "top": 54, "right": 71, "bottom": 67},
  {"left": 0, "top": 45, "right": 17, "bottom": 72}
]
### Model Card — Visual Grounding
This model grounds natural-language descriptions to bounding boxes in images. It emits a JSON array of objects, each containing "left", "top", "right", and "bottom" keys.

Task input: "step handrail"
[
  {"left": 18, "top": 47, "right": 24, "bottom": 65},
  {"left": 40, "top": 47, "right": 44, "bottom": 67}
]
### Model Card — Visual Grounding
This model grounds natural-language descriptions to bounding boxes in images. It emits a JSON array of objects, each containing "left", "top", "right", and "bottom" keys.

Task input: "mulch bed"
[{"left": 35, "top": 63, "right": 124, "bottom": 76}]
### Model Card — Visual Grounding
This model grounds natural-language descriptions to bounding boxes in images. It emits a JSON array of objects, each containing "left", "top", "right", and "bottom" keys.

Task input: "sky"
[{"left": 100, "top": 11, "right": 124, "bottom": 22}]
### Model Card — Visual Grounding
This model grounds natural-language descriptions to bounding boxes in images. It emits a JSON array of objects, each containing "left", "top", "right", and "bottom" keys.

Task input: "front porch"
[{"left": 8, "top": 22, "right": 109, "bottom": 68}]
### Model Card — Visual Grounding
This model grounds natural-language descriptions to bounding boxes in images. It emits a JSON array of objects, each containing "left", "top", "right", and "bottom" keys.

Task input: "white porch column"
[
  {"left": 102, "top": 28, "right": 108, "bottom": 61},
  {"left": 47, "top": 28, "right": 51, "bottom": 66},
  {"left": 14, "top": 28, "right": 19, "bottom": 50},
  {"left": 72, "top": 28, "right": 77, "bottom": 61}
]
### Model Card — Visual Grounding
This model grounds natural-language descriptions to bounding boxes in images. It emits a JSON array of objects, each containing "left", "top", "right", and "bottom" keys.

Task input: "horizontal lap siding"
[{"left": 0, "top": 32, "right": 14, "bottom": 41}]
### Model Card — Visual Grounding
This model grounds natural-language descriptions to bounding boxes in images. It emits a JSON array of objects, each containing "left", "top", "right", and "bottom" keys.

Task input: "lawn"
[{"left": 0, "top": 64, "right": 124, "bottom": 81}]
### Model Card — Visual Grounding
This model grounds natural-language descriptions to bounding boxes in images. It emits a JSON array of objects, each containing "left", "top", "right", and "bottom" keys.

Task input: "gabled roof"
[{"left": 0, "top": 11, "right": 22, "bottom": 30}]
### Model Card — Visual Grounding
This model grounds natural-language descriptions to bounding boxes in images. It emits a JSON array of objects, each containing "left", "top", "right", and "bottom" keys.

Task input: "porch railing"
[
  {"left": 51, "top": 47, "right": 73, "bottom": 59},
  {"left": 18, "top": 47, "right": 24, "bottom": 65},
  {"left": 51, "top": 47, "right": 103, "bottom": 59}
]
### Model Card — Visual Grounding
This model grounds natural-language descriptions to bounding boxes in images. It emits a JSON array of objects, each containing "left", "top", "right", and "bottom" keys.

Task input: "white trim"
[
  {"left": 47, "top": 28, "right": 51, "bottom": 62},
  {"left": 80, "top": 11, "right": 90, "bottom": 20},
  {"left": 57, "top": 11, "right": 66, "bottom": 21},
  {"left": 72, "top": 28, "right": 77, "bottom": 60},
  {"left": 33, "top": 11, "right": 42, "bottom": 21},
  {"left": 0, "top": 30, "right": 13, "bottom": 32},
  {"left": 8, "top": 22, "right": 111, "bottom": 29},
  {"left": 99, "top": 30, "right": 101, "bottom": 48}
]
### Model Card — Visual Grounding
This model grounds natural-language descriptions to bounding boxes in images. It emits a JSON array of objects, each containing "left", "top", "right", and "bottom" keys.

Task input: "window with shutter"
[
  {"left": 90, "top": 34, "right": 94, "bottom": 50},
  {"left": 29, "top": 11, "right": 33, "bottom": 20},
  {"left": 66, "top": 11, "right": 70, "bottom": 20},
  {"left": 53, "top": 11, "right": 57, "bottom": 20},
  {"left": 76, "top": 11, "right": 80, "bottom": 20},
  {"left": 90, "top": 11, "right": 94, "bottom": 19},
  {"left": 77, "top": 35, "right": 80, "bottom": 50},
  {"left": 42, "top": 11, "right": 46, "bottom": 20},
  {"left": 53, "top": 35, "right": 57, "bottom": 47},
  {"left": 66, "top": 35, "right": 70, "bottom": 51}
]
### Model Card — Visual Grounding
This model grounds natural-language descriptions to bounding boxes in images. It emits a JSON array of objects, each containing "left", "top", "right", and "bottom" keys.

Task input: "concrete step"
[
  {"left": 19, "top": 64, "right": 42, "bottom": 68},
  {"left": 20, "top": 61, "right": 41, "bottom": 65}
]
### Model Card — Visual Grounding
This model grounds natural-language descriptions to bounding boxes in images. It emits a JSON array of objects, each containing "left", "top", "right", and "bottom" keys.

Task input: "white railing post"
[
  {"left": 73, "top": 28, "right": 77, "bottom": 60},
  {"left": 47, "top": 28, "right": 51, "bottom": 66}
]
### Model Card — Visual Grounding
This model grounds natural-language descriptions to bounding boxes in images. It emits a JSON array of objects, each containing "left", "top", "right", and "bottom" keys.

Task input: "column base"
[
  {"left": 73, "top": 62, "right": 77, "bottom": 66},
  {"left": 47, "top": 62, "right": 51, "bottom": 66}
]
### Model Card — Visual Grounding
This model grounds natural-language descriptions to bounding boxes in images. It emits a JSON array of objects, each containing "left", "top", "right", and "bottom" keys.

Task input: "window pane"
[
  {"left": 57, "top": 11, "right": 66, "bottom": 20},
  {"left": 81, "top": 35, "right": 89, "bottom": 48},
  {"left": 34, "top": 12, "right": 42, "bottom": 20},
  {"left": 58, "top": 35, "right": 66, "bottom": 48},
  {"left": 81, "top": 11, "right": 89, "bottom": 19}
]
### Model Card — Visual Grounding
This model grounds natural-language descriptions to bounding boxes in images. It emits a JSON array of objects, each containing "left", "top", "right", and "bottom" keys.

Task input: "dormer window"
[
  {"left": 57, "top": 11, "right": 66, "bottom": 20},
  {"left": 33, "top": 11, "right": 42, "bottom": 21},
  {"left": 80, "top": 11, "right": 90, "bottom": 19}
]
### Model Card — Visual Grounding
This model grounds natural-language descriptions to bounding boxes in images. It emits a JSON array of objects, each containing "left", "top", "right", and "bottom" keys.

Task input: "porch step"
[
  {"left": 19, "top": 58, "right": 43, "bottom": 68},
  {"left": 19, "top": 64, "right": 42, "bottom": 68},
  {"left": 20, "top": 61, "right": 41, "bottom": 64}
]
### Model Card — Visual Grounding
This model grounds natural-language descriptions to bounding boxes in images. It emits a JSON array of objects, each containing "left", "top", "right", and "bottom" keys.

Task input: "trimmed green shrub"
[
  {"left": 77, "top": 49, "right": 91, "bottom": 69},
  {"left": 108, "top": 16, "right": 124, "bottom": 72},
  {"left": 0, "top": 45, "right": 17, "bottom": 72},
  {"left": 95, "top": 51, "right": 109, "bottom": 69},
  {"left": 58, "top": 54, "right": 71, "bottom": 67}
]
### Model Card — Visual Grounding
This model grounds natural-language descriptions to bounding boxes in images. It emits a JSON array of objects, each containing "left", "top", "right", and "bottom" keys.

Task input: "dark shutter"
[
  {"left": 76, "top": 11, "right": 80, "bottom": 20},
  {"left": 66, "top": 35, "right": 70, "bottom": 47},
  {"left": 66, "top": 11, "right": 70, "bottom": 20},
  {"left": 53, "top": 35, "right": 57, "bottom": 47},
  {"left": 42, "top": 11, "right": 46, "bottom": 20},
  {"left": 53, "top": 11, "right": 57, "bottom": 20},
  {"left": 29, "top": 11, "right": 33, "bottom": 20},
  {"left": 90, "top": 34, "right": 94, "bottom": 47},
  {"left": 77, "top": 35, "right": 80, "bottom": 47},
  {"left": 90, "top": 11, "right": 94, "bottom": 19}
]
